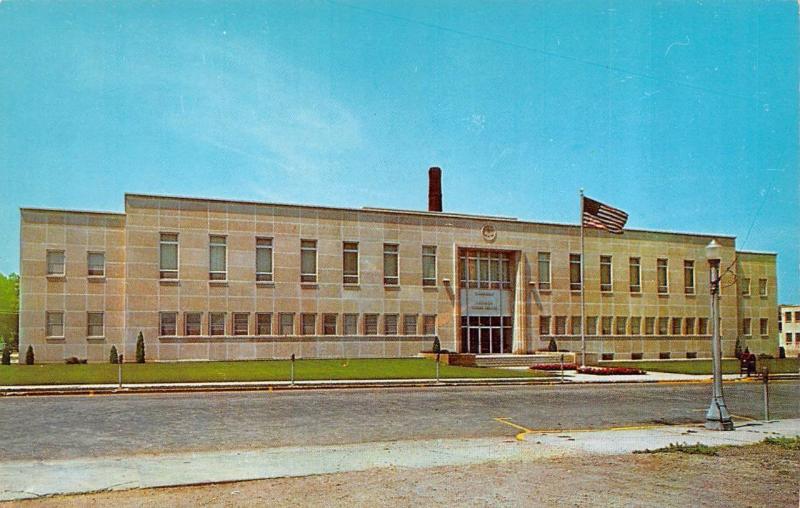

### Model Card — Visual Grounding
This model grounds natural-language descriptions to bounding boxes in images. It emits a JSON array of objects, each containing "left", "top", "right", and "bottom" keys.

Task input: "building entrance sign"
[{"left": 461, "top": 289, "right": 512, "bottom": 316}]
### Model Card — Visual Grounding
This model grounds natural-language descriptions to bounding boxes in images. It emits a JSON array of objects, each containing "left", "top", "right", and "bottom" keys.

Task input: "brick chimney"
[{"left": 428, "top": 167, "right": 442, "bottom": 212}]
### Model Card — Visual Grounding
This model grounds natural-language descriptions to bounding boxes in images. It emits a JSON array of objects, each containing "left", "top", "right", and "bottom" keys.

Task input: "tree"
[
  {"left": 548, "top": 338, "right": 558, "bottom": 352},
  {"left": 109, "top": 345, "right": 119, "bottom": 364},
  {"left": 1, "top": 344, "right": 10, "bottom": 365},
  {"left": 135, "top": 332, "right": 145, "bottom": 363},
  {"left": 734, "top": 336, "right": 743, "bottom": 359},
  {"left": 432, "top": 336, "right": 441, "bottom": 354},
  {"left": 0, "top": 273, "right": 19, "bottom": 351},
  {"left": 25, "top": 345, "right": 34, "bottom": 365}
]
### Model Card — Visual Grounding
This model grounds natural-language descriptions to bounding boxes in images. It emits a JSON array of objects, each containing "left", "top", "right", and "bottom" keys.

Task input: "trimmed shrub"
[
  {"left": 65, "top": 356, "right": 81, "bottom": 364},
  {"left": 135, "top": 332, "right": 145, "bottom": 363},
  {"left": 432, "top": 337, "right": 441, "bottom": 354},
  {"left": 25, "top": 345, "right": 34, "bottom": 365},
  {"left": 1, "top": 344, "right": 10, "bottom": 365},
  {"left": 530, "top": 363, "right": 577, "bottom": 371},
  {"left": 734, "top": 336, "right": 743, "bottom": 359},
  {"left": 109, "top": 345, "right": 119, "bottom": 364},
  {"left": 548, "top": 338, "right": 558, "bottom": 352},
  {"left": 577, "top": 366, "right": 645, "bottom": 375},
  {"left": 778, "top": 347, "right": 786, "bottom": 359}
]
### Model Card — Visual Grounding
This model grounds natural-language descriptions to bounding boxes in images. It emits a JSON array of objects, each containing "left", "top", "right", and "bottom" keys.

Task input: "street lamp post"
[{"left": 705, "top": 240, "right": 734, "bottom": 431}]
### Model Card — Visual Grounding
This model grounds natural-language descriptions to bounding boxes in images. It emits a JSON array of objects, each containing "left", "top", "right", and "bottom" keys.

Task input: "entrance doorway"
[{"left": 458, "top": 249, "right": 515, "bottom": 354}]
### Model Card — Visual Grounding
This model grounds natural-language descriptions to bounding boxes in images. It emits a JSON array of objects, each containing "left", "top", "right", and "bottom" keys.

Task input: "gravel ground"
[{"left": 9, "top": 443, "right": 799, "bottom": 507}]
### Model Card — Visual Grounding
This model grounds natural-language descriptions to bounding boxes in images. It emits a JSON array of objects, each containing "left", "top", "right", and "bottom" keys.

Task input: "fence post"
[
  {"left": 118, "top": 354, "right": 123, "bottom": 388},
  {"left": 290, "top": 353, "right": 295, "bottom": 386},
  {"left": 762, "top": 366, "right": 769, "bottom": 421},
  {"left": 560, "top": 354, "right": 564, "bottom": 383}
]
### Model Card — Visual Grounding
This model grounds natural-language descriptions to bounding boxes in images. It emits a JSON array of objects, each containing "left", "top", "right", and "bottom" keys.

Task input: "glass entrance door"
[{"left": 460, "top": 316, "right": 513, "bottom": 353}]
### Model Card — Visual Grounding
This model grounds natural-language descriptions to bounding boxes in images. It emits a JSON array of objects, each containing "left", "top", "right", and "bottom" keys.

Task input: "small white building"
[{"left": 778, "top": 304, "right": 800, "bottom": 357}]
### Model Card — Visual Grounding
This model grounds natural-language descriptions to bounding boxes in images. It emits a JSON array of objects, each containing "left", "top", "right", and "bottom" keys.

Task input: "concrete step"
[{"left": 475, "top": 354, "right": 575, "bottom": 368}]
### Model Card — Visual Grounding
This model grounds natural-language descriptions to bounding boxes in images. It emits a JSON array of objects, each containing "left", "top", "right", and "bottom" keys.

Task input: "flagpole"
[{"left": 580, "top": 189, "right": 586, "bottom": 367}]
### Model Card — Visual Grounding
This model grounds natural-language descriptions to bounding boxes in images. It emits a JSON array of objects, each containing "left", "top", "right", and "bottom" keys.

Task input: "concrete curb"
[{"left": 2, "top": 373, "right": 795, "bottom": 397}]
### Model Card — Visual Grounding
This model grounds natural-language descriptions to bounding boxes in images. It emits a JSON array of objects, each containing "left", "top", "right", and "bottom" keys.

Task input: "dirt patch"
[{"left": 8, "top": 443, "right": 799, "bottom": 507}]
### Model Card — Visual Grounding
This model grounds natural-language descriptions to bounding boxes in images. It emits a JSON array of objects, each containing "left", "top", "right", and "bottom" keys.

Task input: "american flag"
[{"left": 582, "top": 196, "right": 628, "bottom": 234}]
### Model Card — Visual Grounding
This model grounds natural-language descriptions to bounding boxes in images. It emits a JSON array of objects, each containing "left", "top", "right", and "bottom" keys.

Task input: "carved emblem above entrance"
[{"left": 481, "top": 224, "right": 497, "bottom": 242}]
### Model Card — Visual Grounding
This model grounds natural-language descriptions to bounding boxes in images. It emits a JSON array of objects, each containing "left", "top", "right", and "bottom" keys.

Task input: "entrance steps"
[{"left": 475, "top": 353, "right": 576, "bottom": 368}]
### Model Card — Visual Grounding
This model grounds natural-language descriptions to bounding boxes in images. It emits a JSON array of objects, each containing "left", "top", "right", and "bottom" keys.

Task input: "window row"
[
  {"left": 158, "top": 312, "right": 437, "bottom": 337},
  {"left": 46, "top": 251, "right": 106, "bottom": 277},
  {"left": 160, "top": 234, "right": 437, "bottom": 286},
  {"left": 45, "top": 311, "right": 104, "bottom": 338},
  {"left": 782, "top": 310, "right": 800, "bottom": 323},
  {"left": 536, "top": 253, "right": 770, "bottom": 297},
  {"left": 537, "top": 315, "right": 713, "bottom": 337},
  {"left": 741, "top": 318, "right": 770, "bottom": 337}
]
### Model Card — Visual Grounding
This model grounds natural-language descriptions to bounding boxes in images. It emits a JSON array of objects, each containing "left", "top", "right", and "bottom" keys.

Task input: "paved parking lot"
[{"left": 1, "top": 381, "right": 797, "bottom": 461}]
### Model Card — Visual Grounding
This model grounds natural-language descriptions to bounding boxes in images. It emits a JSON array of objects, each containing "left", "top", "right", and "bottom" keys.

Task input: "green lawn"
[
  {"left": 0, "top": 358, "right": 545, "bottom": 386},
  {"left": 604, "top": 358, "right": 800, "bottom": 375}
]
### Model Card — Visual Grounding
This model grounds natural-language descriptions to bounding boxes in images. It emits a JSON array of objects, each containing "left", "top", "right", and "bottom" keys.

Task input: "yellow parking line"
[{"left": 493, "top": 417, "right": 703, "bottom": 441}]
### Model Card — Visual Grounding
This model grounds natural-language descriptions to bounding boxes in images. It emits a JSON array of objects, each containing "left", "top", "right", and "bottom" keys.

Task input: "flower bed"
[
  {"left": 577, "top": 366, "right": 645, "bottom": 375},
  {"left": 530, "top": 363, "right": 577, "bottom": 371}
]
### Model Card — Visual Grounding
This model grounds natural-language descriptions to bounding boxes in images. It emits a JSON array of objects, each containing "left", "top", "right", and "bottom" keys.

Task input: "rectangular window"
[
  {"left": 364, "top": 314, "right": 378, "bottom": 335},
  {"left": 586, "top": 316, "right": 597, "bottom": 335},
  {"left": 343, "top": 314, "right": 358, "bottom": 335},
  {"left": 47, "top": 250, "right": 65, "bottom": 276},
  {"left": 422, "top": 246, "right": 437, "bottom": 286},
  {"left": 233, "top": 313, "right": 249, "bottom": 335},
  {"left": 256, "top": 238, "right": 273, "bottom": 282},
  {"left": 383, "top": 244, "right": 399, "bottom": 285},
  {"left": 795, "top": 311, "right": 800, "bottom": 321},
  {"left": 301, "top": 314, "right": 316, "bottom": 335},
  {"left": 645, "top": 317, "right": 655, "bottom": 335},
  {"left": 86, "top": 312, "right": 104, "bottom": 337},
  {"left": 256, "top": 313, "right": 272, "bottom": 335},
  {"left": 46, "top": 311, "right": 64, "bottom": 337},
  {"left": 785, "top": 311, "right": 792, "bottom": 322},
  {"left": 698, "top": 317, "right": 709, "bottom": 335},
  {"left": 423, "top": 315, "right": 436, "bottom": 335},
  {"left": 671, "top": 317, "right": 682, "bottom": 335},
  {"left": 601, "top": 316, "right": 612, "bottom": 335},
  {"left": 210, "top": 313, "right": 226, "bottom": 336},
  {"left": 683, "top": 260, "right": 695, "bottom": 294},
  {"left": 741, "top": 278, "right": 751, "bottom": 296},
  {"left": 657, "top": 259, "right": 669, "bottom": 294},
  {"left": 600, "top": 255, "right": 612, "bottom": 292},
  {"left": 569, "top": 254, "right": 582, "bottom": 290},
  {"left": 759, "top": 318, "right": 768, "bottom": 336},
  {"left": 343, "top": 242, "right": 359, "bottom": 284},
  {"left": 537, "top": 252, "right": 551, "bottom": 290},
  {"left": 657, "top": 317, "right": 669, "bottom": 335},
  {"left": 301, "top": 240, "right": 317, "bottom": 283},
  {"left": 321, "top": 314, "right": 337, "bottom": 335},
  {"left": 160, "top": 312, "right": 177, "bottom": 336},
  {"left": 159, "top": 233, "right": 178, "bottom": 279},
  {"left": 629, "top": 257, "right": 641, "bottom": 293},
  {"left": 684, "top": 317, "right": 695, "bottom": 335},
  {"left": 786, "top": 332, "right": 793, "bottom": 344},
  {"left": 555, "top": 316, "right": 567, "bottom": 335},
  {"left": 209, "top": 235, "right": 227, "bottom": 281},
  {"left": 384, "top": 314, "right": 398, "bottom": 335},
  {"left": 185, "top": 312, "right": 202, "bottom": 336},
  {"left": 279, "top": 313, "right": 294, "bottom": 335},
  {"left": 570, "top": 316, "right": 582, "bottom": 335},
  {"left": 87, "top": 252, "right": 105, "bottom": 277},
  {"left": 742, "top": 318, "right": 751, "bottom": 336},
  {"left": 539, "top": 316, "right": 551, "bottom": 335},
  {"left": 630, "top": 317, "right": 641, "bottom": 335},
  {"left": 758, "top": 278, "right": 767, "bottom": 297},
  {"left": 403, "top": 314, "right": 418, "bottom": 335},
  {"left": 615, "top": 317, "right": 627, "bottom": 335}
]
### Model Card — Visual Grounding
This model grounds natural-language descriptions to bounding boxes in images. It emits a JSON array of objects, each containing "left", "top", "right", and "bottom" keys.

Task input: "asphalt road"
[{"left": 1, "top": 382, "right": 798, "bottom": 461}]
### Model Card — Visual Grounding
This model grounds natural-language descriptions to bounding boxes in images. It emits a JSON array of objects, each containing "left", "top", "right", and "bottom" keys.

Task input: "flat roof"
[{"left": 20, "top": 207, "right": 126, "bottom": 217}]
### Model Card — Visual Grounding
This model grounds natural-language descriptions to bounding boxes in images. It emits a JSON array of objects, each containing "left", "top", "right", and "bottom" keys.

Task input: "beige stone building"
[
  {"left": 19, "top": 170, "right": 779, "bottom": 363},
  {"left": 778, "top": 304, "right": 800, "bottom": 357}
]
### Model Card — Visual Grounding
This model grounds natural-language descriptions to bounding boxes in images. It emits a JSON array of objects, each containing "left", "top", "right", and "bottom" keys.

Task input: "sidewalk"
[
  {"left": 3, "top": 371, "right": 792, "bottom": 396},
  {"left": 1, "top": 419, "right": 797, "bottom": 502}
]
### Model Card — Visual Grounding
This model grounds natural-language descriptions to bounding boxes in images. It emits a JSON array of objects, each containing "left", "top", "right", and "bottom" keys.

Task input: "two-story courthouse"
[{"left": 19, "top": 168, "right": 778, "bottom": 363}]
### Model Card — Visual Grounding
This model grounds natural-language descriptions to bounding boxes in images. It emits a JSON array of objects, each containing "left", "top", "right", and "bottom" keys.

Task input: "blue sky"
[{"left": 1, "top": 1, "right": 798, "bottom": 301}]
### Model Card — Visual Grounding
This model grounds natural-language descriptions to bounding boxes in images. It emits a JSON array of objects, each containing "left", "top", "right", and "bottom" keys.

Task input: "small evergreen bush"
[
  {"left": 1, "top": 344, "right": 10, "bottom": 365},
  {"left": 109, "top": 345, "right": 119, "bottom": 364},
  {"left": 432, "top": 336, "right": 441, "bottom": 354},
  {"left": 548, "top": 338, "right": 558, "bottom": 352},
  {"left": 135, "top": 332, "right": 145, "bottom": 363},
  {"left": 25, "top": 345, "right": 34, "bottom": 365}
]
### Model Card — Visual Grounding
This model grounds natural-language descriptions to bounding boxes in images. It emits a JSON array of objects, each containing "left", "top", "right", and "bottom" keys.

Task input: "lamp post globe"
[{"left": 704, "top": 239, "right": 734, "bottom": 431}]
